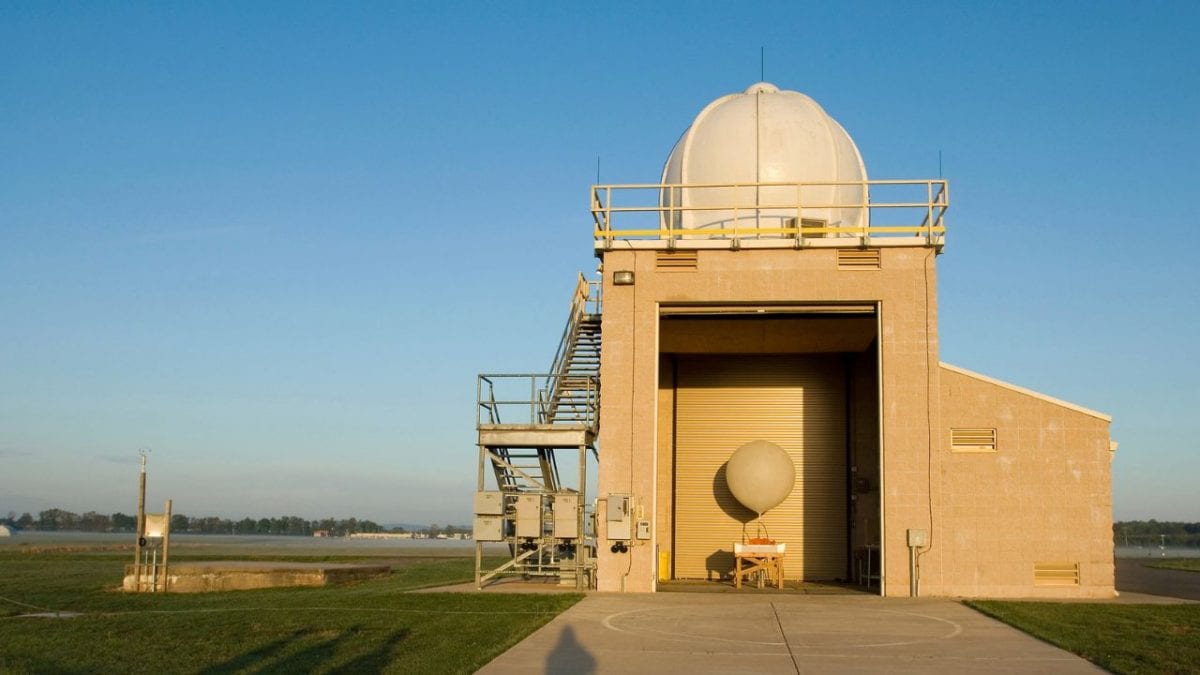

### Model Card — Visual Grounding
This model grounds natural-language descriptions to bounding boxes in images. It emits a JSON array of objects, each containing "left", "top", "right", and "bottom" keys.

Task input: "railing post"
[
  {"left": 664, "top": 182, "right": 671, "bottom": 245},
  {"left": 605, "top": 186, "right": 613, "bottom": 247},
  {"left": 732, "top": 185, "right": 739, "bottom": 245},
  {"left": 927, "top": 180, "right": 934, "bottom": 244},
  {"left": 862, "top": 179, "right": 869, "bottom": 239}
]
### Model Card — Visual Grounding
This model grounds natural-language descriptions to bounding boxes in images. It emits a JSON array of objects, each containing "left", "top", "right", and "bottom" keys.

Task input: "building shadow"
[
  {"left": 197, "top": 629, "right": 311, "bottom": 674},
  {"left": 545, "top": 626, "right": 595, "bottom": 674},
  {"left": 328, "top": 629, "right": 410, "bottom": 673}
]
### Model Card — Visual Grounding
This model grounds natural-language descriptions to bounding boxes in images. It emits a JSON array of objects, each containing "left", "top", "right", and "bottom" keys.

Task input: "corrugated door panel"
[{"left": 674, "top": 355, "right": 847, "bottom": 581}]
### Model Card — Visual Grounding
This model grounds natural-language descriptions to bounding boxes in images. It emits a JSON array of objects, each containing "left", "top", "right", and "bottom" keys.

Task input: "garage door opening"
[{"left": 655, "top": 310, "right": 881, "bottom": 591}]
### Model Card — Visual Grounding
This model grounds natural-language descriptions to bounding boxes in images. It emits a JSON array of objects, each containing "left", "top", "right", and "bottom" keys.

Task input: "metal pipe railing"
[
  {"left": 476, "top": 373, "right": 599, "bottom": 429},
  {"left": 591, "top": 179, "right": 948, "bottom": 242}
]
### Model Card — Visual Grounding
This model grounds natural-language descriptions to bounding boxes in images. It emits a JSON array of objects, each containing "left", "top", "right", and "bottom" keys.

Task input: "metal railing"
[
  {"left": 591, "top": 179, "right": 948, "bottom": 245},
  {"left": 477, "top": 373, "right": 600, "bottom": 429},
  {"left": 546, "top": 274, "right": 601, "bottom": 378}
]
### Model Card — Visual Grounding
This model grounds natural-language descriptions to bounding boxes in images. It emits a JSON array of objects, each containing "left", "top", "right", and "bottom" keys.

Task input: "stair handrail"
[
  {"left": 547, "top": 273, "right": 595, "bottom": 381},
  {"left": 542, "top": 274, "right": 601, "bottom": 424}
]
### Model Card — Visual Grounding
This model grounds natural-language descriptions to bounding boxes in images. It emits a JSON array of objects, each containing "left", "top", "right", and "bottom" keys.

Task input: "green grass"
[
  {"left": 1145, "top": 558, "right": 1200, "bottom": 573},
  {"left": 966, "top": 600, "right": 1200, "bottom": 674},
  {"left": 0, "top": 552, "right": 581, "bottom": 674}
]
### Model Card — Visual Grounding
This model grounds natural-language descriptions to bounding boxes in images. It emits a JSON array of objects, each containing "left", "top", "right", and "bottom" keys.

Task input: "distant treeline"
[
  {"left": 1114, "top": 520, "right": 1200, "bottom": 547},
  {"left": 2, "top": 509, "right": 467, "bottom": 538}
]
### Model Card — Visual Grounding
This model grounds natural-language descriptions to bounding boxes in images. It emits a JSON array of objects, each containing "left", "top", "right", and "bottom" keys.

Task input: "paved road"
[{"left": 1116, "top": 558, "right": 1200, "bottom": 601}]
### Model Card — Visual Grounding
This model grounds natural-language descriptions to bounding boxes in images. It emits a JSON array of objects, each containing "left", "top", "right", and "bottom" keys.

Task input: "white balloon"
[{"left": 725, "top": 440, "right": 795, "bottom": 515}]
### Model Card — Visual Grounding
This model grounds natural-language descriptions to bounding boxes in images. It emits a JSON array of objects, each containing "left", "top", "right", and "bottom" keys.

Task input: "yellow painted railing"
[{"left": 591, "top": 179, "right": 948, "bottom": 245}]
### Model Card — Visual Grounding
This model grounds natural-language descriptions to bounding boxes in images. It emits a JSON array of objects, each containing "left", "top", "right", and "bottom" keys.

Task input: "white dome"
[{"left": 661, "top": 82, "right": 868, "bottom": 237}]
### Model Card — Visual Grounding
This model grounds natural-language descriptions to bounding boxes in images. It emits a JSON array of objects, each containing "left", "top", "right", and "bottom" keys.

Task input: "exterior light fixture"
[{"left": 613, "top": 270, "right": 635, "bottom": 286}]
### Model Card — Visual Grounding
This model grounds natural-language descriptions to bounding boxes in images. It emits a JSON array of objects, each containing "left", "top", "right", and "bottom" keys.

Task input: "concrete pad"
[
  {"left": 479, "top": 593, "right": 1102, "bottom": 674},
  {"left": 412, "top": 577, "right": 581, "bottom": 594},
  {"left": 122, "top": 561, "right": 390, "bottom": 592}
]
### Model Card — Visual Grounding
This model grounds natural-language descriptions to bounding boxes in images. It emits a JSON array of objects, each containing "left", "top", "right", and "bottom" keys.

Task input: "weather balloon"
[{"left": 726, "top": 440, "right": 795, "bottom": 515}]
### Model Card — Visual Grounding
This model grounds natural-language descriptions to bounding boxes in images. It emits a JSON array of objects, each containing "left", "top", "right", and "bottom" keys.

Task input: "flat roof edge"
[
  {"left": 594, "top": 236, "right": 941, "bottom": 252},
  {"left": 939, "top": 362, "right": 1112, "bottom": 422}
]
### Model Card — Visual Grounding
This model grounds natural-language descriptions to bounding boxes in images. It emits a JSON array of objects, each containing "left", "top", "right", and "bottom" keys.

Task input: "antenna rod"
[{"left": 760, "top": 47, "right": 764, "bottom": 81}]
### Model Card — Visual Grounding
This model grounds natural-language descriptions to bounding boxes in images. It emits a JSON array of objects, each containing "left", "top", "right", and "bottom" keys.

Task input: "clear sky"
[{"left": 2, "top": 2, "right": 1197, "bottom": 525}]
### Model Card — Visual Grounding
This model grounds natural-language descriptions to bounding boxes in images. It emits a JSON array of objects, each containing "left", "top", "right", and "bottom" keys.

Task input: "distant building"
[
  {"left": 0, "top": 524, "right": 13, "bottom": 537},
  {"left": 347, "top": 532, "right": 414, "bottom": 540}
]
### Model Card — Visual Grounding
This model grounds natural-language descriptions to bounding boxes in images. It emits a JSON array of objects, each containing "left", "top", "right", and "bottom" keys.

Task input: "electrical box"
[
  {"left": 552, "top": 493, "right": 578, "bottom": 539},
  {"left": 907, "top": 528, "right": 928, "bottom": 548},
  {"left": 473, "top": 516, "right": 503, "bottom": 542},
  {"left": 473, "top": 491, "right": 503, "bottom": 515},
  {"left": 636, "top": 519, "right": 651, "bottom": 540},
  {"left": 143, "top": 513, "right": 169, "bottom": 539},
  {"left": 606, "top": 494, "right": 631, "bottom": 540},
  {"left": 515, "top": 495, "right": 542, "bottom": 539}
]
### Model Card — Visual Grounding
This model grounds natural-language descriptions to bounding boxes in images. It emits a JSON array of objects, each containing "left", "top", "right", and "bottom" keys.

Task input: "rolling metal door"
[{"left": 674, "top": 355, "right": 847, "bottom": 581}]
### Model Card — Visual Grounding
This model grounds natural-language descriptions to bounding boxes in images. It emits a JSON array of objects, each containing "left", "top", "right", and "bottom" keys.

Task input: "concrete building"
[{"left": 474, "top": 83, "right": 1114, "bottom": 598}]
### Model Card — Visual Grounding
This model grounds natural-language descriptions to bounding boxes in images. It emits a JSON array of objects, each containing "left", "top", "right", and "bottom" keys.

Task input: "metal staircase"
[
  {"left": 544, "top": 314, "right": 602, "bottom": 425},
  {"left": 477, "top": 274, "right": 601, "bottom": 495},
  {"left": 487, "top": 446, "right": 561, "bottom": 494},
  {"left": 473, "top": 274, "right": 601, "bottom": 589},
  {"left": 541, "top": 273, "right": 602, "bottom": 427}
]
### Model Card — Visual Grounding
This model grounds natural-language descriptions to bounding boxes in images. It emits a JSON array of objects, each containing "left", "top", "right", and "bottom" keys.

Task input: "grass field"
[
  {"left": 1145, "top": 557, "right": 1200, "bottom": 573},
  {"left": 966, "top": 600, "right": 1200, "bottom": 674},
  {"left": 0, "top": 550, "right": 580, "bottom": 674}
]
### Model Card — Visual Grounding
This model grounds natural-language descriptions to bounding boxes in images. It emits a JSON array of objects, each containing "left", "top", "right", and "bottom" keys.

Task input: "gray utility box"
[
  {"left": 515, "top": 495, "right": 542, "bottom": 538},
  {"left": 553, "top": 494, "right": 579, "bottom": 539},
  {"left": 473, "top": 515, "right": 503, "bottom": 542},
  {"left": 606, "top": 494, "right": 631, "bottom": 540},
  {"left": 474, "top": 491, "right": 504, "bottom": 515}
]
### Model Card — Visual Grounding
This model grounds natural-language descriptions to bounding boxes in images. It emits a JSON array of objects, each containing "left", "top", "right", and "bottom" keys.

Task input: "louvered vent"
[
  {"left": 951, "top": 428, "right": 997, "bottom": 452},
  {"left": 837, "top": 248, "right": 881, "bottom": 269},
  {"left": 1033, "top": 562, "right": 1080, "bottom": 586},
  {"left": 656, "top": 250, "right": 699, "bottom": 271}
]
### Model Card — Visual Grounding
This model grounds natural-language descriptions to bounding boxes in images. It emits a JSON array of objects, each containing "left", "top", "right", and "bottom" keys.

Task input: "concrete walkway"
[{"left": 478, "top": 593, "right": 1102, "bottom": 674}]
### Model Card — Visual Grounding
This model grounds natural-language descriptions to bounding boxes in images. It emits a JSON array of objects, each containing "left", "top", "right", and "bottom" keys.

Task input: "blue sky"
[{"left": 2, "top": 2, "right": 1197, "bottom": 524}]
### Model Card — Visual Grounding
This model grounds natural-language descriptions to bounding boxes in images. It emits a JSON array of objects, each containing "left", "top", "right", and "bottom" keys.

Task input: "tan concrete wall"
[
  {"left": 597, "top": 246, "right": 941, "bottom": 593},
  {"left": 933, "top": 366, "right": 1115, "bottom": 598},
  {"left": 596, "top": 250, "right": 661, "bottom": 592}
]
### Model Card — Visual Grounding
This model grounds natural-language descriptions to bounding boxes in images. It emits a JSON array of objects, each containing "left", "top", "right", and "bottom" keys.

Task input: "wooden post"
[
  {"left": 135, "top": 455, "right": 147, "bottom": 592},
  {"left": 161, "top": 499, "right": 172, "bottom": 593}
]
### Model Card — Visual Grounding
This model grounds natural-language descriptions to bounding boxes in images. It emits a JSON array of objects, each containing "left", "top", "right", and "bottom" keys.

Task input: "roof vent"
[
  {"left": 656, "top": 250, "right": 699, "bottom": 271},
  {"left": 837, "top": 248, "right": 881, "bottom": 269}
]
